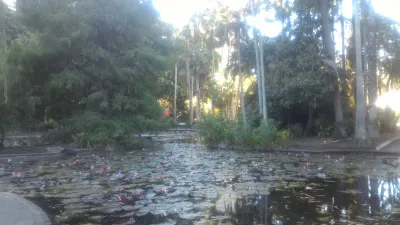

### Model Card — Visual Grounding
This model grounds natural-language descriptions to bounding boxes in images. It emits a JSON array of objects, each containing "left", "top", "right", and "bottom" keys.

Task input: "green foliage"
[
  {"left": 378, "top": 108, "right": 399, "bottom": 133},
  {"left": 287, "top": 123, "right": 304, "bottom": 138},
  {"left": 314, "top": 117, "right": 334, "bottom": 138},
  {"left": 48, "top": 112, "right": 171, "bottom": 148},
  {"left": 199, "top": 116, "right": 289, "bottom": 149},
  {"left": 4, "top": 0, "right": 175, "bottom": 146},
  {"left": 233, "top": 123, "right": 254, "bottom": 146},
  {"left": 199, "top": 115, "right": 234, "bottom": 144},
  {"left": 255, "top": 120, "right": 289, "bottom": 149}
]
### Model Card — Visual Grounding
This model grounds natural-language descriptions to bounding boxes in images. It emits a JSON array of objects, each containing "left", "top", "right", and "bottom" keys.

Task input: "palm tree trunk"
[
  {"left": 251, "top": 0, "right": 263, "bottom": 116},
  {"left": 186, "top": 57, "right": 193, "bottom": 125},
  {"left": 211, "top": 45, "right": 215, "bottom": 115},
  {"left": 196, "top": 75, "right": 200, "bottom": 122},
  {"left": 362, "top": 18, "right": 368, "bottom": 105},
  {"left": 238, "top": 28, "right": 247, "bottom": 126},
  {"left": 0, "top": 0, "right": 8, "bottom": 104},
  {"left": 354, "top": 0, "right": 367, "bottom": 143},
  {"left": 340, "top": 0, "right": 349, "bottom": 117},
  {"left": 320, "top": 0, "right": 346, "bottom": 138},
  {"left": 340, "top": 0, "right": 346, "bottom": 69},
  {"left": 190, "top": 74, "right": 194, "bottom": 123},
  {"left": 366, "top": 1, "right": 379, "bottom": 139},
  {"left": 259, "top": 37, "right": 267, "bottom": 121},
  {"left": 174, "top": 63, "right": 177, "bottom": 123}
]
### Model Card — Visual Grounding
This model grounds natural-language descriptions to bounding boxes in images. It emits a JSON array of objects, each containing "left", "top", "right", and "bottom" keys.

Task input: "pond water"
[{"left": 1, "top": 132, "right": 400, "bottom": 225}]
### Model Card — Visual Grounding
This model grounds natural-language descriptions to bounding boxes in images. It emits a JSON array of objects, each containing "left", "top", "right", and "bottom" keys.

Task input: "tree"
[
  {"left": 251, "top": 0, "right": 263, "bottom": 116},
  {"left": 8, "top": 0, "right": 174, "bottom": 146},
  {"left": 365, "top": 0, "right": 379, "bottom": 139},
  {"left": 0, "top": 0, "right": 8, "bottom": 148},
  {"left": 353, "top": 0, "right": 367, "bottom": 143},
  {"left": 319, "top": 0, "right": 347, "bottom": 138},
  {"left": 174, "top": 63, "right": 177, "bottom": 123},
  {"left": 238, "top": 28, "right": 247, "bottom": 126}
]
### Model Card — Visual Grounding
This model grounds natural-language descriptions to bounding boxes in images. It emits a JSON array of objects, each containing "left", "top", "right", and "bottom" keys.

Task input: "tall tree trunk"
[
  {"left": 0, "top": 1, "right": 7, "bottom": 149},
  {"left": 259, "top": 37, "right": 267, "bottom": 121},
  {"left": 251, "top": 0, "right": 263, "bottom": 116},
  {"left": 191, "top": 74, "right": 194, "bottom": 122},
  {"left": 340, "top": 0, "right": 349, "bottom": 117},
  {"left": 354, "top": 0, "right": 367, "bottom": 143},
  {"left": 211, "top": 36, "right": 215, "bottom": 115},
  {"left": 196, "top": 75, "right": 200, "bottom": 121},
  {"left": 362, "top": 9, "right": 368, "bottom": 105},
  {"left": 0, "top": 0, "right": 7, "bottom": 104},
  {"left": 340, "top": 0, "right": 346, "bottom": 69},
  {"left": 238, "top": 28, "right": 247, "bottom": 126},
  {"left": 186, "top": 57, "right": 193, "bottom": 125},
  {"left": 366, "top": 1, "right": 379, "bottom": 139},
  {"left": 320, "top": 0, "right": 347, "bottom": 138},
  {"left": 174, "top": 63, "right": 177, "bottom": 123}
]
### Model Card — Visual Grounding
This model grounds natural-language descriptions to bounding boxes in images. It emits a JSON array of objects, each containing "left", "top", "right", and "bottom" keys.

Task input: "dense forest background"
[{"left": 1, "top": 0, "right": 399, "bottom": 148}]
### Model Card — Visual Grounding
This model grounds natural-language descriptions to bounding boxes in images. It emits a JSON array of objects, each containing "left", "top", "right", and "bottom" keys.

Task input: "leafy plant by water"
[{"left": 199, "top": 115, "right": 289, "bottom": 149}]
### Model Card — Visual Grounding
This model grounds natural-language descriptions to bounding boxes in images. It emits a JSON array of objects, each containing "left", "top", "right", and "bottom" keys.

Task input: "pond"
[{"left": 0, "top": 132, "right": 400, "bottom": 224}]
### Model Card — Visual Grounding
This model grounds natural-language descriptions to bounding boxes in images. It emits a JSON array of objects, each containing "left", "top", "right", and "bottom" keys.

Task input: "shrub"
[
  {"left": 199, "top": 116, "right": 289, "bottom": 149},
  {"left": 233, "top": 123, "right": 254, "bottom": 147},
  {"left": 46, "top": 112, "right": 171, "bottom": 148},
  {"left": 287, "top": 123, "right": 304, "bottom": 138},
  {"left": 256, "top": 120, "right": 289, "bottom": 149},
  {"left": 314, "top": 118, "right": 334, "bottom": 138},
  {"left": 378, "top": 107, "right": 399, "bottom": 133},
  {"left": 199, "top": 115, "right": 234, "bottom": 145}
]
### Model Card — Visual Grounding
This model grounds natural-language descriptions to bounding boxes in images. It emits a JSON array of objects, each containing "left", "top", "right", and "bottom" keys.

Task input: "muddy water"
[{"left": 0, "top": 132, "right": 400, "bottom": 224}]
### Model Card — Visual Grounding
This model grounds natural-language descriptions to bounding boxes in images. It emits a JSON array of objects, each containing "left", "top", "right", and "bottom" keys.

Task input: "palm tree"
[
  {"left": 238, "top": 27, "right": 247, "bottom": 126},
  {"left": 251, "top": 0, "right": 263, "bottom": 116},
  {"left": 354, "top": 0, "right": 367, "bottom": 143},
  {"left": 366, "top": 0, "right": 379, "bottom": 139},
  {"left": 174, "top": 63, "right": 177, "bottom": 123}
]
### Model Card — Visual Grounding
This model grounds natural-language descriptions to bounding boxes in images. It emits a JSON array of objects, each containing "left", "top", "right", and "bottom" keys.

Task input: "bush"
[
  {"left": 199, "top": 116, "right": 289, "bottom": 149},
  {"left": 314, "top": 117, "right": 334, "bottom": 138},
  {"left": 233, "top": 123, "right": 254, "bottom": 146},
  {"left": 256, "top": 120, "right": 289, "bottom": 149},
  {"left": 378, "top": 107, "right": 399, "bottom": 133},
  {"left": 199, "top": 115, "right": 234, "bottom": 145},
  {"left": 287, "top": 123, "right": 304, "bottom": 138},
  {"left": 46, "top": 112, "right": 171, "bottom": 148}
]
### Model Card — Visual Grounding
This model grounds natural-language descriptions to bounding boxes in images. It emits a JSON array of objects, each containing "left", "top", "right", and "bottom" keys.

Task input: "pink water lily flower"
[
  {"left": 99, "top": 168, "right": 104, "bottom": 174},
  {"left": 131, "top": 172, "right": 138, "bottom": 178},
  {"left": 106, "top": 166, "right": 111, "bottom": 171},
  {"left": 90, "top": 165, "right": 95, "bottom": 170},
  {"left": 117, "top": 194, "right": 122, "bottom": 201},
  {"left": 156, "top": 165, "right": 161, "bottom": 169},
  {"left": 60, "top": 164, "right": 65, "bottom": 168},
  {"left": 120, "top": 185, "right": 124, "bottom": 191},
  {"left": 117, "top": 171, "right": 122, "bottom": 176},
  {"left": 161, "top": 187, "right": 167, "bottom": 193},
  {"left": 12, "top": 172, "right": 21, "bottom": 177}
]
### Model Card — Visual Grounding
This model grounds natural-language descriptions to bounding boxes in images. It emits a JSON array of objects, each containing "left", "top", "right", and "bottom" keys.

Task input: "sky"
[{"left": 152, "top": 0, "right": 400, "bottom": 36}]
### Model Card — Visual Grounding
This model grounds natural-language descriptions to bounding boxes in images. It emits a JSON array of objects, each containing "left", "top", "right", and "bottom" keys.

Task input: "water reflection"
[{"left": 236, "top": 176, "right": 400, "bottom": 224}]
